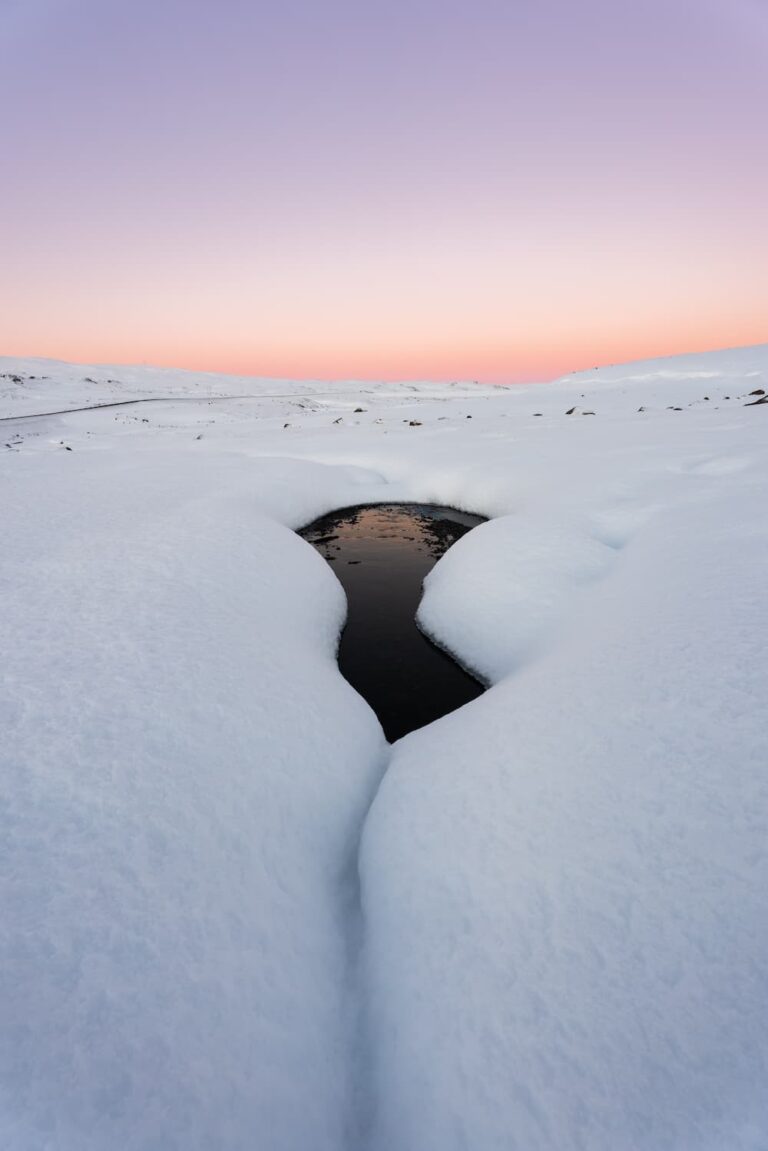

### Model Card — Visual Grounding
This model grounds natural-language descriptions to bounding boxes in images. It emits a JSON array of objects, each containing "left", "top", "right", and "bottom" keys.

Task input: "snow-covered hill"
[
  {"left": 0, "top": 355, "right": 499, "bottom": 420},
  {"left": 1, "top": 344, "right": 766, "bottom": 1150}
]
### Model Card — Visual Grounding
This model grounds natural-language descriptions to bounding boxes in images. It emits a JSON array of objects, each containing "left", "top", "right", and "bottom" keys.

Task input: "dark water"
[{"left": 300, "top": 503, "right": 486, "bottom": 742}]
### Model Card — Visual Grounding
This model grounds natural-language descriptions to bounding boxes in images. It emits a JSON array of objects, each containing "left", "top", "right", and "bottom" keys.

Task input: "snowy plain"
[{"left": 1, "top": 345, "right": 767, "bottom": 1150}]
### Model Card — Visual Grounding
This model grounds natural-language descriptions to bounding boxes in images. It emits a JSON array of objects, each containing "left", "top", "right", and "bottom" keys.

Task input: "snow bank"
[
  {"left": 0, "top": 450, "right": 386, "bottom": 1150},
  {"left": 417, "top": 512, "right": 616, "bottom": 682},
  {"left": 361, "top": 406, "right": 768, "bottom": 1150}
]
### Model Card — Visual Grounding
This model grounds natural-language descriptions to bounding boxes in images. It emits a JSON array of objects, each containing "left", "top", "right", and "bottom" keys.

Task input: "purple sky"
[{"left": 2, "top": 0, "right": 766, "bottom": 380}]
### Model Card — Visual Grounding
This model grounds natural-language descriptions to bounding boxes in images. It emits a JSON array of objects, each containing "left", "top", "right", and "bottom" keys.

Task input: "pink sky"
[{"left": 1, "top": 0, "right": 766, "bottom": 382}]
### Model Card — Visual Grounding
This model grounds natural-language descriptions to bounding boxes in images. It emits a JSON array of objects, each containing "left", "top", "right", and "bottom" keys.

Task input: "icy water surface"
[{"left": 300, "top": 503, "right": 486, "bottom": 741}]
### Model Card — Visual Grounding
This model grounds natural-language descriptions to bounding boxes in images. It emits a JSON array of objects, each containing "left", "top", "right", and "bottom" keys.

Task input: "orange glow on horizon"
[{"left": 5, "top": 319, "right": 767, "bottom": 386}]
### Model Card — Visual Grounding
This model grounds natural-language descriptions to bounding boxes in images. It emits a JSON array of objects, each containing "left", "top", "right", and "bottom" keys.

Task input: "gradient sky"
[{"left": 2, "top": 0, "right": 766, "bottom": 382}]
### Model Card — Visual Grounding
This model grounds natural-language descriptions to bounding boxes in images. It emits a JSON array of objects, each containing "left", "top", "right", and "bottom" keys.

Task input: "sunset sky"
[{"left": 2, "top": 0, "right": 766, "bottom": 382}]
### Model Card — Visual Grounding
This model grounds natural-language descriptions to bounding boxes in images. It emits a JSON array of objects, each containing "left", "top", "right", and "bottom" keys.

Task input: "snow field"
[{"left": 1, "top": 344, "right": 766, "bottom": 1148}]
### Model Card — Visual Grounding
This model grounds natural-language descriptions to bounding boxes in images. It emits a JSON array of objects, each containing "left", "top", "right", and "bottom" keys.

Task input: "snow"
[
  {"left": 0, "top": 356, "right": 491, "bottom": 420},
  {"left": 1, "top": 460, "right": 387, "bottom": 1150},
  {"left": 364, "top": 488, "right": 768, "bottom": 1151},
  {"left": 1, "top": 345, "right": 767, "bottom": 1149}
]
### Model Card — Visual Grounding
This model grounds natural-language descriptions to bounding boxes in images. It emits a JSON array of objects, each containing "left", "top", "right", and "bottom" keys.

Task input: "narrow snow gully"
[
  {"left": 299, "top": 503, "right": 487, "bottom": 742},
  {"left": 298, "top": 502, "right": 488, "bottom": 1146}
]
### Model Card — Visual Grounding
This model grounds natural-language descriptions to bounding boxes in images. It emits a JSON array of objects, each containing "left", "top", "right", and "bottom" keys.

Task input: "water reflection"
[{"left": 300, "top": 504, "right": 486, "bottom": 741}]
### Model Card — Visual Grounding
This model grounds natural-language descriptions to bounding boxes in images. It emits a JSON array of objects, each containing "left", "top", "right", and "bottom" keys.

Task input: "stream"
[{"left": 300, "top": 503, "right": 486, "bottom": 741}]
